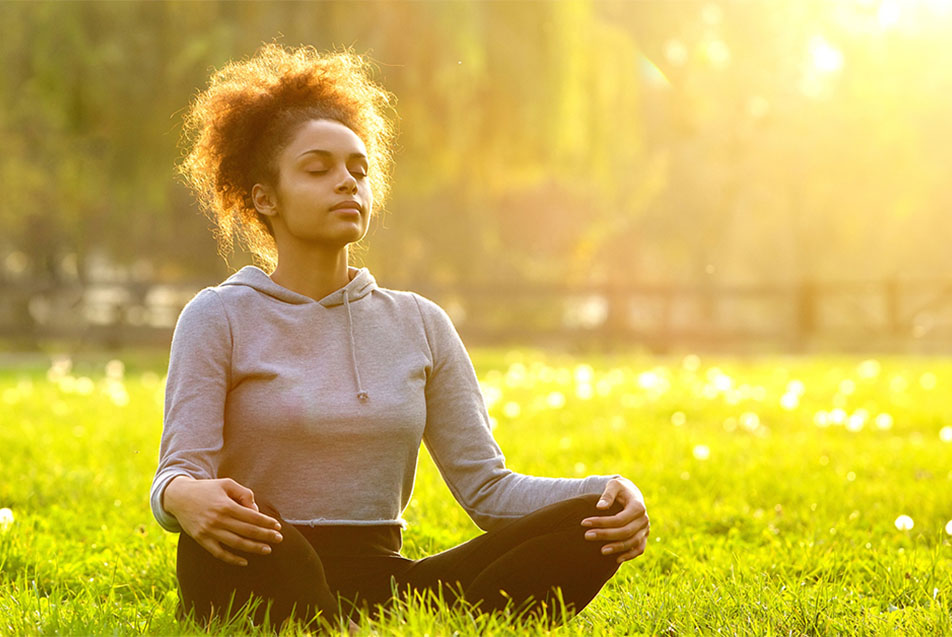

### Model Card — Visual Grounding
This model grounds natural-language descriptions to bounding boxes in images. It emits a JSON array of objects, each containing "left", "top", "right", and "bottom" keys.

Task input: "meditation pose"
[{"left": 150, "top": 43, "right": 649, "bottom": 631}]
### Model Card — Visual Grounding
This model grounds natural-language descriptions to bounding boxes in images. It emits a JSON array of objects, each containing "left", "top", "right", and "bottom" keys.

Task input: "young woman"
[{"left": 151, "top": 43, "right": 649, "bottom": 631}]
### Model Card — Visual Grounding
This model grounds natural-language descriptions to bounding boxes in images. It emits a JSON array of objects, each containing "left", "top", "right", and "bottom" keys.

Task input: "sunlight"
[
  {"left": 810, "top": 35, "right": 844, "bottom": 73},
  {"left": 704, "top": 39, "right": 731, "bottom": 70},
  {"left": 664, "top": 38, "right": 688, "bottom": 66},
  {"left": 925, "top": 0, "right": 952, "bottom": 14},
  {"left": 878, "top": 0, "right": 902, "bottom": 27}
]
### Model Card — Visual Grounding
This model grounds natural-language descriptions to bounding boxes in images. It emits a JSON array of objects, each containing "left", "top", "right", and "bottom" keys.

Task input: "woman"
[{"left": 151, "top": 43, "right": 649, "bottom": 632}]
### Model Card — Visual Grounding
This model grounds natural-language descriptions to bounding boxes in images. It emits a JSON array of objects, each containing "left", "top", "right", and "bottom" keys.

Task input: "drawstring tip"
[{"left": 357, "top": 391, "right": 369, "bottom": 403}]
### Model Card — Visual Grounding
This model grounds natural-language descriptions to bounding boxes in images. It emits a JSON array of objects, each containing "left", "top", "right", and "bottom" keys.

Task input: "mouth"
[{"left": 330, "top": 201, "right": 362, "bottom": 214}]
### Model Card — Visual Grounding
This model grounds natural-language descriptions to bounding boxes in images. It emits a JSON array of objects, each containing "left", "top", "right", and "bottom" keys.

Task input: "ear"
[{"left": 251, "top": 183, "right": 278, "bottom": 217}]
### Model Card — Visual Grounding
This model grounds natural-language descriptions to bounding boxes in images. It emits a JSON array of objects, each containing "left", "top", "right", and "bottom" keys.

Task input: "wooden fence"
[{"left": 3, "top": 276, "right": 952, "bottom": 353}]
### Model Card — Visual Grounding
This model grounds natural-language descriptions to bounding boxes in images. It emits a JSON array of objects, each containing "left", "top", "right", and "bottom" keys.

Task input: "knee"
[{"left": 560, "top": 493, "right": 624, "bottom": 523}]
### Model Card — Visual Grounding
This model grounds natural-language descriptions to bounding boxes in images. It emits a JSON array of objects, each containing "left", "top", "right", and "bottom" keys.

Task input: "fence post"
[
  {"left": 884, "top": 278, "right": 901, "bottom": 337},
  {"left": 602, "top": 282, "right": 626, "bottom": 350},
  {"left": 795, "top": 279, "right": 816, "bottom": 351}
]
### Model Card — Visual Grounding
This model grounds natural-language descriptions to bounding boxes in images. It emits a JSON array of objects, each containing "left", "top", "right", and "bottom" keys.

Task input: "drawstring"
[{"left": 342, "top": 289, "right": 369, "bottom": 403}]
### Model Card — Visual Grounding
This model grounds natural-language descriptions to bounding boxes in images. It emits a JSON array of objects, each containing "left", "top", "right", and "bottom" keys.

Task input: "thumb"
[
  {"left": 224, "top": 479, "right": 257, "bottom": 510},
  {"left": 597, "top": 482, "right": 618, "bottom": 509}
]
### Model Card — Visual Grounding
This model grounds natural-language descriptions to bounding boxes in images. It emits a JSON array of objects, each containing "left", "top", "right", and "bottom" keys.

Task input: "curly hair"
[{"left": 175, "top": 42, "right": 398, "bottom": 271}]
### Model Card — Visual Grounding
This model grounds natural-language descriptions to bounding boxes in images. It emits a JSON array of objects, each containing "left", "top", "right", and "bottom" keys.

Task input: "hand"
[
  {"left": 581, "top": 476, "right": 649, "bottom": 564},
  {"left": 163, "top": 475, "right": 284, "bottom": 566}
]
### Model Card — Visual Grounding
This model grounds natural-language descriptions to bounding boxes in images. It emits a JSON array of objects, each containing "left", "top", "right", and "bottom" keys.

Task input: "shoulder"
[
  {"left": 367, "top": 284, "right": 451, "bottom": 323},
  {"left": 370, "top": 286, "right": 462, "bottom": 348},
  {"left": 179, "top": 287, "right": 226, "bottom": 319},
  {"left": 405, "top": 290, "right": 455, "bottom": 329},
  {"left": 173, "top": 287, "right": 231, "bottom": 341}
]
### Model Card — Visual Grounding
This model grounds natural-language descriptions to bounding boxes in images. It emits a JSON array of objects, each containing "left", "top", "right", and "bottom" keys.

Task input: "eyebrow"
[{"left": 297, "top": 149, "right": 368, "bottom": 161}]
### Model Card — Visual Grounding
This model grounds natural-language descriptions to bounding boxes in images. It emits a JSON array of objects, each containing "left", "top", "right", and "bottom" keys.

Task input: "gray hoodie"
[{"left": 150, "top": 266, "right": 618, "bottom": 533}]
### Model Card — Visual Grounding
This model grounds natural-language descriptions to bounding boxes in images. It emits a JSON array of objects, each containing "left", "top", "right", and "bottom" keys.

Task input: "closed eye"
[{"left": 307, "top": 170, "right": 367, "bottom": 178}]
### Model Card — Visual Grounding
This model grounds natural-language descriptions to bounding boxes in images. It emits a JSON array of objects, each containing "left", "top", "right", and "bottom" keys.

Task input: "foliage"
[
  {"left": 2, "top": 1, "right": 951, "bottom": 288},
  {"left": 1, "top": 349, "right": 950, "bottom": 634}
]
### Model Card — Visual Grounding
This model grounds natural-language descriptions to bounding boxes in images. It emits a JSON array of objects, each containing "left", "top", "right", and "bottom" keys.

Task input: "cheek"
[{"left": 362, "top": 185, "right": 374, "bottom": 212}]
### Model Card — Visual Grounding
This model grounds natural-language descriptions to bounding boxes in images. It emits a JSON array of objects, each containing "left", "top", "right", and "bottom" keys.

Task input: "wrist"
[{"left": 162, "top": 474, "right": 194, "bottom": 517}]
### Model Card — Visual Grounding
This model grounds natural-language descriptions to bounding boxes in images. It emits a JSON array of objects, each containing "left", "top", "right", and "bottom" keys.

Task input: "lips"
[{"left": 330, "top": 200, "right": 362, "bottom": 213}]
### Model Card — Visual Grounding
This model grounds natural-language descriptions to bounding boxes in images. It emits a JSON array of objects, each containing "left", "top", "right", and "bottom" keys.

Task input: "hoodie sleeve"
[
  {"left": 413, "top": 295, "right": 621, "bottom": 532},
  {"left": 149, "top": 288, "right": 233, "bottom": 533}
]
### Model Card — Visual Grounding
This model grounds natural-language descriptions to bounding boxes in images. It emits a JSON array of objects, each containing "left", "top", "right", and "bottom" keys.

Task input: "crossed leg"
[
  {"left": 175, "top": 501, "right": 341, "bottom": 631},
  {"left": 390, "top": 494, "right": 624, "bottom": 625},
  {"left": 175, "top": 494, "right": 624, "bottom": 630}
]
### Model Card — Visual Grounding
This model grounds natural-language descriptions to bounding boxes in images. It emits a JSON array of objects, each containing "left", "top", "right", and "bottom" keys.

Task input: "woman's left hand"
[{"left": 581, "top": 476, "right": 649, "bottom": 564}]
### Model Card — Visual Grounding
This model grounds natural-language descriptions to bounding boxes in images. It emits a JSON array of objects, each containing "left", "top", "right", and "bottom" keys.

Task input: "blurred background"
[{"left": 2, "top": 0, "right": 951, "bottom": 354}]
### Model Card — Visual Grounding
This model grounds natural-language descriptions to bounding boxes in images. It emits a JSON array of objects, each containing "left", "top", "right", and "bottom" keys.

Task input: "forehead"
[{"left": 283, "top": 118, "right": 368, "bottom": 160}]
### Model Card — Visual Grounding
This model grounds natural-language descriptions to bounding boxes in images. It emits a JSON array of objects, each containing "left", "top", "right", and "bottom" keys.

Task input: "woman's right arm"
[
  {"left": 163, "top": 475, "right": 282, "bottom": 566},
  {"left": 151, "top": 289, "right": 281, "bottom": 565}
]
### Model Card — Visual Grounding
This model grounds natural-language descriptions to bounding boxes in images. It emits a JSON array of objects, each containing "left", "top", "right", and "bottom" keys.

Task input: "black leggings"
[{"left": 176, "top": 494, "right": 623, "bottom": 630}]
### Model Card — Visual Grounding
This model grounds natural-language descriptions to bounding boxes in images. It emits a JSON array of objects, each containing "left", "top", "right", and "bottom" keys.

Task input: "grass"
[{"left": 0, "top": 348, "right": 950, "bottom": 635}]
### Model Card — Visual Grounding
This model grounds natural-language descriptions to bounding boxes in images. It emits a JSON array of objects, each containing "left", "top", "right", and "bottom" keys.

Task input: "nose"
[{"left": 335, "top": 170, "right": 358, "bottom": 193}]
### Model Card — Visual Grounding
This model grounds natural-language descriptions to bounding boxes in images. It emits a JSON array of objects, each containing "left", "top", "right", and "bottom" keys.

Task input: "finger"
[
  {"left": 583, "top": 516, "right": 649, "bottom": 542},
  {"left": 614, "top": 538, "right": 647, "bottom": 564},
  {"left": 222, "top": 478, "right": 261, "bottom": 510},
  {"left": 222, "top": 517, "right": 285, "bottom": 545},
  {"left": 597, "top": 526, "right": 650, "bottom": 555},
  {"left": 214, "top": 527, "right": 276, "bottom": 557},
  {"left": 582, "top": 505, "right": 647, "bottom": 529},
  {"left": 228, "top": 500, "right": 282, "bottom": 531},
  {"left": 200, "top": 537, "right": 249, "bottom": 567}
]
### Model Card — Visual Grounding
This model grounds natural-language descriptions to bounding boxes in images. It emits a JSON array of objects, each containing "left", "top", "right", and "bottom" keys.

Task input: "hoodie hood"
[
  {"left": 220, "top": 265, "right": 376, "bottom": 403},
  {"left": 220, "top": 266, "right": 377, "bottom": 307}
]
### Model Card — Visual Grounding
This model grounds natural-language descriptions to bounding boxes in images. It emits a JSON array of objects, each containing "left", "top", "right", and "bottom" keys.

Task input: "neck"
[{"left": 268, "top": 245, "right": 353, "bottom": 302}]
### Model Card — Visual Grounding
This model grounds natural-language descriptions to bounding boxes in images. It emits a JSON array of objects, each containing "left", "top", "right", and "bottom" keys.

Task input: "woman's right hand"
[{"left": 162, "top": 475, "right": 284, "bottom": 566}]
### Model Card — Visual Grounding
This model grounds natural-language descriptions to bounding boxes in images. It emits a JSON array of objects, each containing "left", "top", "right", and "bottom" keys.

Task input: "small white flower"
[
  {"left": 105, "top": 359, "right": 125, "bottom": 379},
  {"left": 545, "top": 391, "right": 566, "bottom": 409},
  {"left": 945, "top": 520, "right": 952, "bottom": 536},
  {"left": 780, "top": 392, "right": 799, "bottom": 410},
  {"left": 856, "top": 359, "right": 880, "bottom": 379},
  {"left": 0, "top": 507, "right": 13, "bottom": 531},
  {"left": 740, "top": 412, "right": 760, "bottom": 431},
  {"left": 692, "top": 444, "right": 710, "bottom": 460},
  {"left": 940, "top": 426, "right": 952, "bottom": 443},
  {"left": 787, "top": 379, "right": 806, "bottom": 396},
  {"left": 875, "top": 413, "right": 894, "bottom": 430},
  {"left": 894, "top": 515, "right": 914, "bottom": 531}
]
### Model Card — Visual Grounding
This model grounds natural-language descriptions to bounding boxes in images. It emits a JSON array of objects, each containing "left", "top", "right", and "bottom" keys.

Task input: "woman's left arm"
[
  {"left": 414, "top": 295, "right": 623, "bottom": 531},
  {"left": 581, "top": 476, "right": 650, "bottom": 564}
]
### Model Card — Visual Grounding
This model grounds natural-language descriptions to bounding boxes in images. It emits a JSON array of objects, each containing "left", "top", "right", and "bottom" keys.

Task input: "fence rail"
[{"left": 3, "top": 276, "right": 952, "bottom": 353}]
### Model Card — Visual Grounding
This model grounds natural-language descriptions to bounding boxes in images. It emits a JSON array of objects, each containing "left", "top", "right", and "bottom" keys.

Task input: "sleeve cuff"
[{"left": 150, "top": 470, "right": 188, "bottom": 533}]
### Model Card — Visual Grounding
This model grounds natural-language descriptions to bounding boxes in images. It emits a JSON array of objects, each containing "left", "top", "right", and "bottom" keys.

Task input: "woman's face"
[{"left": 256, "top": 118, "right": 373, "bottom": 251}]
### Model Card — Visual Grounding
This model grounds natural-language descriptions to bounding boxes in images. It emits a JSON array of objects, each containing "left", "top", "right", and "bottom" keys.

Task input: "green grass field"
[{"left": 1, "top": 349, "right": 950, "bottom": 635}]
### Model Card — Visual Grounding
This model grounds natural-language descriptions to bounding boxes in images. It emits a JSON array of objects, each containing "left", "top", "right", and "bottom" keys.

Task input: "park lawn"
[{"left": 0, "top": 349, "right": 950, "bottom": 635}]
